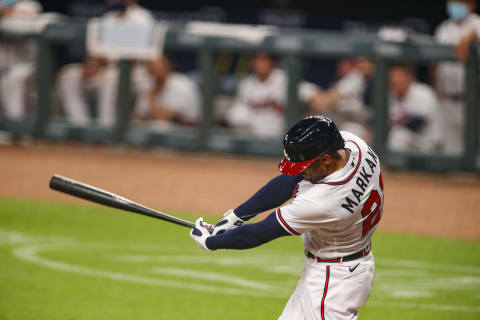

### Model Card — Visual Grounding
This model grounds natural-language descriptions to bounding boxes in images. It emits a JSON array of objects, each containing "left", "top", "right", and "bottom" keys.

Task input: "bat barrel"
[{"left": 49, "top": 174, "right": 195, "bottom": 229}]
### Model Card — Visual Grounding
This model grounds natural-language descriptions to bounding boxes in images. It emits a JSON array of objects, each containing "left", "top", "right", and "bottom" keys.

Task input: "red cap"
[{"left": 278, "top": 156, "right": 319, "bottom": 175}]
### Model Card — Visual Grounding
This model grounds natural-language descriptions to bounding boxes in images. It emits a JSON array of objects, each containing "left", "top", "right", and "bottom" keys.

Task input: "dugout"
[{"left": 0, "top": 19, "right": 478, "bottom": 172}]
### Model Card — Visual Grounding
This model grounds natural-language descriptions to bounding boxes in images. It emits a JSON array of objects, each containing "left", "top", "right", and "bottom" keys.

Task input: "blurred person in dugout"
[
  {"left": 0, "top": 0, "right": 42, "bottom": 121},
  {"left": 57, "top": 0, "right": 153, "bottom": 127},
  {"left": 388, "top": 64, "right": 441, "bottom": 153},
  {"left": 133, "top": 55, "right": 201, "bottom": 126},
  {"left": 224, "top": 52, "right": 319, "bottom": 138},
  {"left": 434, "top": 0, "right": 480, "bottom": 154},
  {"left": 309, "top": 57, "right": 374, "bottom": 142}
]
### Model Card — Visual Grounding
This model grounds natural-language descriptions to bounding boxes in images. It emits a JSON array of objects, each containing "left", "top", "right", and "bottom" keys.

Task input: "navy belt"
[{"left": 305, "top": 244, "right": 371, "bottom": 263}]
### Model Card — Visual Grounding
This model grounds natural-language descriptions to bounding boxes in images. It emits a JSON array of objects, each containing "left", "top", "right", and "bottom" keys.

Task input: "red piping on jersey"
[
  {"left": 321, "top": 265, "right": 330, "bottom": 320},
  {"left": 276, "top": 208, "right": 300, "bottom": 235},
  {"left": 321, "top": 140, "right": 362, "bottom": 186}
]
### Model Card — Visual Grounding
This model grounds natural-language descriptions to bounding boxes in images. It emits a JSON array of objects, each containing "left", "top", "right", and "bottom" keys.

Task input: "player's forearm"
[
  {"left": 455, "top": 30, "right": 478, "bottom": 61},
  {"left": 233, "top": 174, "right": 303, "bottom": 220},
  {"left": 463, "top": 30, "right": 478, "bottom": 43},
  {"left": 206, "top": 212, "right": 290, "bottom": 250}
]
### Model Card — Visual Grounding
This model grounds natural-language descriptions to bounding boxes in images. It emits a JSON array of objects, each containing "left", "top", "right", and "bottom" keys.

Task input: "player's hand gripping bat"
[{"left": 49, "top": 174, "right": 196, "bottom": 229}]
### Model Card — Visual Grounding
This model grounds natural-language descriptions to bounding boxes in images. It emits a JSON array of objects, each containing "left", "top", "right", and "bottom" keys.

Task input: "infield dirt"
[{"left": 1, "top": 144, "right": 479, "bottom": 240}]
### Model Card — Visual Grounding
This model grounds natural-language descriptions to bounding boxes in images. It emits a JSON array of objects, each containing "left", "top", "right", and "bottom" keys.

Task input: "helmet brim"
[{"left": 278, "top": 156, "right": 318, "bottom": 175}]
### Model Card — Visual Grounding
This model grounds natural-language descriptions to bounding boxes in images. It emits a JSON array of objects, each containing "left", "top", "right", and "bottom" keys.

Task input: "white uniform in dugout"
[
  {"left": 435, "top": 13, "right": 480, "bottom": 154},
  {"left": 226, "top": 69, "right": 318, "bottom": 138},
  {"left": 276, "top": 131, "right": 384, "bottom": 320}
]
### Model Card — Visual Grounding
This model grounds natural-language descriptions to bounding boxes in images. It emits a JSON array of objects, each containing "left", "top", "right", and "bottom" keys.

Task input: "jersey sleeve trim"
[{"left": 275, "top": 208, "right": 300, "bottom": 235}]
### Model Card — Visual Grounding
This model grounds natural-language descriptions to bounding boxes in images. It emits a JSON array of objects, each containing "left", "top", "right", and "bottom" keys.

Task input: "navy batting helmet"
[{"left": 278, "top": 116, "right": 345, "bottom": 175}]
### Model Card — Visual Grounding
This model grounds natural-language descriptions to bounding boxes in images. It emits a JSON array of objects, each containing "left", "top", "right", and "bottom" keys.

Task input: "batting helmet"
[{"left": 278, "top": 116, "right": 345, "bottom": 175}]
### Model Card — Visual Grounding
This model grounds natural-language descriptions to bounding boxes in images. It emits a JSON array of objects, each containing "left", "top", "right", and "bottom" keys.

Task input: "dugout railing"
[{"left": 0, "top": 19, "right": 479, "bottom": 171}]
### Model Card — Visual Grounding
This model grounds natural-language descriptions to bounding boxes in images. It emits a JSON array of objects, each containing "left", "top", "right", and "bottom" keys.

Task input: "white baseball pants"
[
  {"left": 58, "top": 64, "right": 119, "bottom": 127},
  {"left": 0, "top": 63, "right": 34, "bottom": 120},
  {"left": 278, "top": 253, "right": 375, "bottom": 320},
  {"left": 439, "top": 98, "right": 464, "bottom": 155}
]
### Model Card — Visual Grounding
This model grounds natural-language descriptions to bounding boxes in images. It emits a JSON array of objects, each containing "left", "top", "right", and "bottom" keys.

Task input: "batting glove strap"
[
  {"left": 212, "top": 209, "right": 244, "bottom": 236},
  {"left": 190, "top": 217, "right": 215, "bottom": 252}
]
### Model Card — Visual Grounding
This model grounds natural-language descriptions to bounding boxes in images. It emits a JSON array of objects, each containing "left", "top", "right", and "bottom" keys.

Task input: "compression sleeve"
[
  {"left": 206, "top": 212, "right": 291, "bottom": 250},
  {"left": 234, "top": 174, "right": 303, "bottom": 220}
]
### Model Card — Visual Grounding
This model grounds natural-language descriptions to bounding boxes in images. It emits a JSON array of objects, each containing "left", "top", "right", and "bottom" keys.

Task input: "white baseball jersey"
[
  {"left": 388, "top": 82, "right": 440, "bottom": 153},
  {"left": 276, "top": 131, "right": 384, "bottom": 258},
  {"left": 334, "top": 70, "right": 367, "bottom": 113},
  {"left": 134, "top": 72, "right": 202, "bottom": 124},
  {"left": 433, "top": 15, "right": 478, "bottom": 154},
  {"left": 277, "top": 131, "right": 381, "bottom": 320},
  {"left": 102, "top": 4, "right": 154, "bottom": 24},
  {"left": 226, "top": 69, "right": 318, "bottom": 138},
  {"left": 435, "top": 14, "right": 480, "bottom": 96}
]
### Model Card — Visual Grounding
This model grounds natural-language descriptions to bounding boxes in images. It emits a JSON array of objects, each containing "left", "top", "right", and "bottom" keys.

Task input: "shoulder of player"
[
  {"left": 237, "top": 74, "right": 259, "bottom": 87},
  {"left": 340, "top": 130, "right": 381, "bottom": 174},
  {"left": 282, "top": 187, "right": 334, "bottom": 216},
  {"left": 167, "top": 73, "right": 197, "bottom": 88},
  {"left": 337, "top": 70, "right": 364, "bottom": 87},
  {"left": 408, "top": 82, "right": 437, "bottom": 99},
  {"left": 464, "top": 14, "right": 480, "bottom": 28},
  {"left": 340, "top": 131, "right": 368, "bottom": 149},
  {"left": 129, "top": 5, "right": 155, "bottom": 21},
  {"left": 161, "top": 76, "right": 194, "bottom": 98},
  {"left": 402, "top": 83, "right": 437, "bottom": 114},
  {"left": 339, "top": 131, "right": 372, "bottom": 165},
  {"left": 259, "top": 69, "right": 286, "bottom": 85},
  {"left": 435, "top": 19, "right": 454, "bottom": 35},
  {"left": 238, "top": 69, "right": 285, "bottom": 88},
  {"left": 340, "top": 130, "right": 358, "bottom": 140},
  {"left": 435, "top": 15, "right": 480, "bottom": 37}
]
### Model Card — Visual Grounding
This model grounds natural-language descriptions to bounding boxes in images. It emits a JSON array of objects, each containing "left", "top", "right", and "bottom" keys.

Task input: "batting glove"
[
  {"left": 190, "top": 217, "right": 214, "bottom": 252},
  {"left": 212, "top": 209, "right": 244, "bottom": 236}
]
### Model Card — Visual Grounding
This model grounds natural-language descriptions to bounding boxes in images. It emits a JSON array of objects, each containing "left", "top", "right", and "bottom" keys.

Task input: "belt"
[{"left": 305, "top": 244, "right": 371, "bottom": 263}]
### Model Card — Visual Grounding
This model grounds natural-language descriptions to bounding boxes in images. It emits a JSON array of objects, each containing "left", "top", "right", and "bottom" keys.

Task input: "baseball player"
[
  {"left": 58, "top": 0, "right": 153, "bottom": 127},
  {"left": 310, "top": 58, "right": 374, "bottom": 142},
  {"left": 388, "top": 64, "right": 440, "bottom": 153},
  {"left": 0, "top": 0, "right": 42, "bottom": 121},
  {"left": 190, "top": 115, "right": 384, "bottom": 319},
  {"left": 434, "top": 0, "right": 480, "bottom": 154},
  {"left": 225, "top": 53, "right": 319, "bottom": 138},
  {"left": 133, "top": 55, "right": 201, "bottom": 126}
]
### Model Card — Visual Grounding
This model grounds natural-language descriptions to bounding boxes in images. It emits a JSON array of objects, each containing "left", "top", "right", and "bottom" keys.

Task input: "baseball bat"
[{"left": 49, "top": 174, "right": 195, "bottom": 229}]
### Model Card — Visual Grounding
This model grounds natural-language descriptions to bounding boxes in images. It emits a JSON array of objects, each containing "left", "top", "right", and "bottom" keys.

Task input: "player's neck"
[{"left": 329, "top": 149, "right": 350, "bottom": 175}]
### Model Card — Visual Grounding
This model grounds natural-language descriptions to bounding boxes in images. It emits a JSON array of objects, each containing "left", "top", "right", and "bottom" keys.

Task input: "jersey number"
[{"left": 361, "top": 174, "right": 384, "bottom": 237}]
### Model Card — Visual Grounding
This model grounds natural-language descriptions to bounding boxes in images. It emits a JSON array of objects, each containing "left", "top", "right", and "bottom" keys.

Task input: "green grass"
[{"left": 1, "top": 197, "right": 479, "bottom": 320}]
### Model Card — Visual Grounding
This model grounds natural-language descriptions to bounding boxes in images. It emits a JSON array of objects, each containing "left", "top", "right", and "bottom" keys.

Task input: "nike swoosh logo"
[{"left": 349, "top": 263, "right": 360, "bottom": 272}]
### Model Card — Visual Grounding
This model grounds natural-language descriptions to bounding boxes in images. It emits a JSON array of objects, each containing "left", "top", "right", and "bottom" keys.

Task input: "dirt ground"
[{"left": 1, "top": 144, "right": 479, "bottom": 240}]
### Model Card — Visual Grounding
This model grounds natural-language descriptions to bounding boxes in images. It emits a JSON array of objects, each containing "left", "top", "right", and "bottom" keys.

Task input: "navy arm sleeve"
[
  {"left": 234, "top": 174, "right": 303, "bottom": 221},
  {"left": 206, "top": 212, "right": 291, "bottom": 250}
]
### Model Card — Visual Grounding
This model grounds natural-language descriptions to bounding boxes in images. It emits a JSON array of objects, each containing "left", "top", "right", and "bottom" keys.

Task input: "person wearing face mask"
[{"left": 434, "top": 0, "right": 479, "bottom": 155}]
